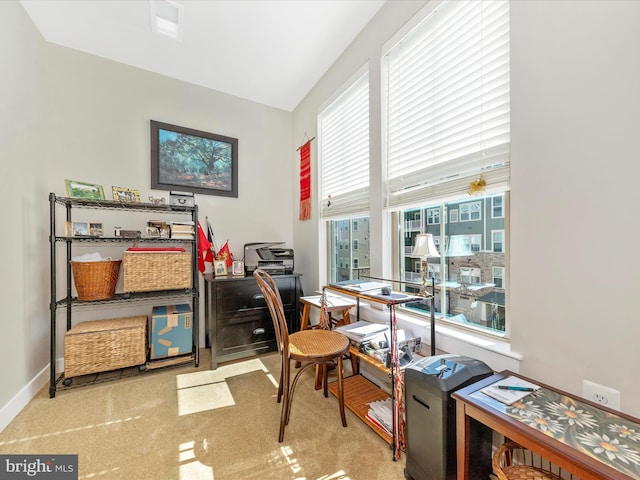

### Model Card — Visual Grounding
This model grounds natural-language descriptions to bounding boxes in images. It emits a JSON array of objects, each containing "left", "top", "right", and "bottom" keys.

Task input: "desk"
[
  {"left": 299, "top": 295, "right": 356, "bottom": 331},
  {"left": 298, "top": 295, "right": 357, "bottom": 388},
  {"left": 452, "top": 371, "right": 640, "bottom": 480}
]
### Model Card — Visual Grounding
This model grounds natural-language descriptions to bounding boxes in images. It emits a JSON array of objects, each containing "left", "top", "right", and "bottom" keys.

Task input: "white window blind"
[
  {"left": 384, "top": 0, "right": 510, "bottom": 210},
  {"left": 319, "top": 72, "right": 369, "bottom": 218}
]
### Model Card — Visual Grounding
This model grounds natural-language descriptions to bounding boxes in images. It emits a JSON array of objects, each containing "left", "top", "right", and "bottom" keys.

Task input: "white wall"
[
  {"left": 43, "top": 45, "right": 293, "bottom": 260},
  {"left": 41, "top": 42, "right": 294, "bottom": 350},
  {"left": 0, "top": 0, "right": 50, "bottom": 430},
  {"left": 509, "top": 0, "right": 640, "bottom": 415},
  {"left": 293, "top": 0, "right": 640, "bottom": 417},
  {"left": 1, "top": 1, "right": 293, "bottom": 430}
]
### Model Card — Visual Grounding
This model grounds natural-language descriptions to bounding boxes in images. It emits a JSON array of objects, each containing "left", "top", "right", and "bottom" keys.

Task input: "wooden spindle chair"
[{"left": 253, "top": 269, "right": 351, "bottom": 442}]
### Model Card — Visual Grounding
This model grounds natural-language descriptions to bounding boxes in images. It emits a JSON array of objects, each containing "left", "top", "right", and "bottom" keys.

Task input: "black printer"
[{"left": 244, "top": 242, "right": 294, "bottom": 275}]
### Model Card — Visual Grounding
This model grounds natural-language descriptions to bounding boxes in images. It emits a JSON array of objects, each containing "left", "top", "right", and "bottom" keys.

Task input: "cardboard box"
[{"left": 150, "top": 304, "right": 192, "bottom": 359}]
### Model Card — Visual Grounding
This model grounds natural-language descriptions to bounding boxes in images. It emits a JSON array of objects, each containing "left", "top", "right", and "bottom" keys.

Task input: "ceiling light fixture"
[{"left": 150, "top": 0, "right": 184, "bottom": 41}]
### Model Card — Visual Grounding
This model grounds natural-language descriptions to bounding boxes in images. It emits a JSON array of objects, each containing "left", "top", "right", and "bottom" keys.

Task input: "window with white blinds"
[
  {"left": 384, "top": 0, "right": 510, "bottom": 209},
  {"left": 319, "top": 71, "right": 369, "bottom": 219}
]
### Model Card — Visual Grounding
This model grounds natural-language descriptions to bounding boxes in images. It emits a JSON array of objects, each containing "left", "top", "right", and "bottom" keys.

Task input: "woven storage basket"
[
  {"left": 122, "top": 251, "right": 191, "bottom": 292},
  {"left": 70, "top": 260, "right": 121, "bottom": 301},
  {"left": 64, "top": 316, "right": 147, "bottom": 378},
  {"left": 492, "top": 441, "right": 564, "bottom": 480}
]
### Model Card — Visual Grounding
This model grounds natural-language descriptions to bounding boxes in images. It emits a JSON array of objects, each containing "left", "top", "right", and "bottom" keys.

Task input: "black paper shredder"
[{"left": 404, "top": 354, "right": 493, "bottom": 480}]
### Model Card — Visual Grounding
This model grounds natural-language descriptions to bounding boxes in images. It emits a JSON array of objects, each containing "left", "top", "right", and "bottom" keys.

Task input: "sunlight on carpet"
[
  {"left": 176, "top": 358, "right": 274, "bottom": 416},
  {"left": 177, "top": 380, "right": 234, "bottom": 415},
  {"left": 275, "top": 445, "right": 351, "bottom": 479},
  {"left": 179, "top": 440, "right": 214, "bottom": 480},
  {"left": 176, "top": 357, "right": 284, "bottom": 479},
  {"left": 0, "top": 416, "right": 142, "bottom": 447},
  {"left": 317, "top": 471, "right": 350, "bottom": 480},
  {"left": 279, "top": 444, "right": 302, "bottom": 476}
]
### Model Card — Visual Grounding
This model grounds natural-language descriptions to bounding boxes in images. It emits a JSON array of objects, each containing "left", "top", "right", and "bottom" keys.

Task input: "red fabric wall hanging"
[{"left": 299, "top": 140, "right": 311, "bottom": 221}]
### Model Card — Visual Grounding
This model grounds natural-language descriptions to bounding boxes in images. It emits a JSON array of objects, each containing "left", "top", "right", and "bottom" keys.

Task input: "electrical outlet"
[{"left": 583, "top": 380, "right": 621, "bottom": 410}]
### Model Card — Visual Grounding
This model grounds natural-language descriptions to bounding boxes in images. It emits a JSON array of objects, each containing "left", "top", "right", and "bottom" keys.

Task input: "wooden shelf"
[
  {"left": 145, "top": 354, "right": 194, "bottom": 370},
  {"left": 323, "top": 282, "right": 418, "bottom": 460},
  {"left": 348, "top": 345, "right": 390, "bottom": 374},
  {"left": 328, "top": 374, "right": 391, "bottom": 445}
]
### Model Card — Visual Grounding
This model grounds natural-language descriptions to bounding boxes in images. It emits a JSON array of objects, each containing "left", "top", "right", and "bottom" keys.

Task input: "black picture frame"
[{"left": 150, "top": 120, "right": 238, "bottom": 197}]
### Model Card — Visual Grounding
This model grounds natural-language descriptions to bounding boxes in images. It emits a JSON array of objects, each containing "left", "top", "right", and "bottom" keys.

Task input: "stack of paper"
[
  {"left": 332, "top": 280, "right": 391, "bottom": 293},
  {"left": 481, "top": 376, "right": 541, "bottom": 405},
  {"left": 335, "top": 321, "right": 388, "bottom": 345},
  {"left": 170, "top": 221, "right": 195, "bottom": 239},
  {"left": 366, "top": 398, "right": 393, "bottom": 435}
]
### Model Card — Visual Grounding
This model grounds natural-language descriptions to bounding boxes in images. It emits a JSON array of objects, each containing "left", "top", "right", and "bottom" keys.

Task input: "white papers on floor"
[
  {"left": 367, "top": 398, "right": 393, "bottom": 435},
  {"left": 71, "top": 252, "right": 112, "bottom": 261}
]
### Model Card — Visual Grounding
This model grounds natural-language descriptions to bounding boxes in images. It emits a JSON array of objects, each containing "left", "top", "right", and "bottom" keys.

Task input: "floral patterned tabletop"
[{"left": 471, "top": 385, "right": 640, "bottom": 479}]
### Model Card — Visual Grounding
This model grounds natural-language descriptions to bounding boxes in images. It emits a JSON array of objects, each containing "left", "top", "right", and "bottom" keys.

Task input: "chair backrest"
[{"left": 253, "top": 269, "right": 289, "bottom": 355}]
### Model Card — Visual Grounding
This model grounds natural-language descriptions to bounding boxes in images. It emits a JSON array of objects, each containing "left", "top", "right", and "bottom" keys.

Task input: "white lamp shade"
[{"left": 412, "top": 233, "right": 440, "bottom": 258}]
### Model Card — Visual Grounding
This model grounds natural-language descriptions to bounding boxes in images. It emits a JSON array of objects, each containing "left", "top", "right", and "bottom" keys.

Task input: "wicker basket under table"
[
  {"left": 64, "top": 316, "right": 148, "bottom": 378},
  {"left": 492, "top": 441, "right": 564, "bottom": 480}
]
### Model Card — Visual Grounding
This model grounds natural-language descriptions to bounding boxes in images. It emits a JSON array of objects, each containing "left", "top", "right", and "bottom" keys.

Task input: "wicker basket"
[
  {"left": 64, "top": 316, "right": 147, "bottom": 378},
  {"left": 122, "top": 251, "right": 192, "bottom": 292},
  {"left": 70, "top": 260, "right": 121, "bottom": 301},
  {"left": 492, "top": 441, "right": 564, "bottom": 480}
]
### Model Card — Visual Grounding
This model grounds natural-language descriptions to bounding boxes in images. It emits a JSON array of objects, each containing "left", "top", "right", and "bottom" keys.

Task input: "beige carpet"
[{"left": 0, "top": 350, "right": 407, "bottom": 480}]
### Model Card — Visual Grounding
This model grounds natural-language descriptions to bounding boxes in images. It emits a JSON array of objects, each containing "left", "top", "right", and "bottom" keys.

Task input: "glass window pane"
[
  {"left": 329, "top": 217, "right": 370, "bottom": 282},
  {"left": 400, "top": 193, "right": 507, "bottom": 335}
]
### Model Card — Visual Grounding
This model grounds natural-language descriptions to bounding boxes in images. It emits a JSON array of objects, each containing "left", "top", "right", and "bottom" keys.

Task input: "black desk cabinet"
[{"left": 204, "top": 273, "right": 302, "bottom": 369}]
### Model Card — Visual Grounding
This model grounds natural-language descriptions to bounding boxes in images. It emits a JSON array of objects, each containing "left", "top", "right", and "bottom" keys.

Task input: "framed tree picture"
[{"left": 150, "top": 120, "right": 238, "bottom": 198}]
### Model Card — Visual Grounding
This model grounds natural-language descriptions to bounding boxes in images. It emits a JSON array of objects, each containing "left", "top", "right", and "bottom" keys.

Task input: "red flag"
[
  {"left": 216, "top": 241, "right": 233, "bottom": 268},
  {"left": 196, "top": 221, "right": 211, "bottom": 273}
]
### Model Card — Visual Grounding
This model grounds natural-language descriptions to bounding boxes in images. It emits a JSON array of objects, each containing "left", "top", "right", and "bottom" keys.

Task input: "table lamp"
[
  {"left": 412, "top": 233, "right": 440, "bottom": 297},
  {"left": 412, "top": 233, "right": 439, "bottom": 356}
]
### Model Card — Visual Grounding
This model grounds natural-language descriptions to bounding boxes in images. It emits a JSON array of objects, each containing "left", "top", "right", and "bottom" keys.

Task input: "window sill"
[{"left": 353, "top": 301, "right": 522, "bottom": 373}]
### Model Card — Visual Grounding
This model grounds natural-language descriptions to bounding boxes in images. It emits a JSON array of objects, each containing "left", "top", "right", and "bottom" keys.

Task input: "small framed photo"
[
  {"left": 147, "top": 220, "right": 170, "bottom": 238},
  {"left": 232, "top": 260, "right": 245, "bottom": 276},
  {"left": 65, "top": 179, "right": 105, "bottom": 200},
  {"left": 65, "top": 221, "right": 90, "bottom": 237},
  {"left": 146, "top": 226, "right": 160, "bottom": 238},
  {"left": 214, "top": 260, "right": 227, "bottom": 277},
  {"left": 112, "top": 186, "right": 141, "bottom": 203},
  {"left": 89, "top": 223, "right": 103, "bottom": 237}
]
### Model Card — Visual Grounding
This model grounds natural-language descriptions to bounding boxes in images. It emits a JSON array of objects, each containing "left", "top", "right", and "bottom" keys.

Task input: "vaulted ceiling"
[{"left": 20, "top": 0, "right": 386, "bottom": 111}]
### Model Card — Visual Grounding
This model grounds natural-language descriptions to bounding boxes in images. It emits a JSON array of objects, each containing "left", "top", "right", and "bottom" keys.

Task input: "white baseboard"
[{"left": 0, "top": 364, "right": 49, "bottom": 433}]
